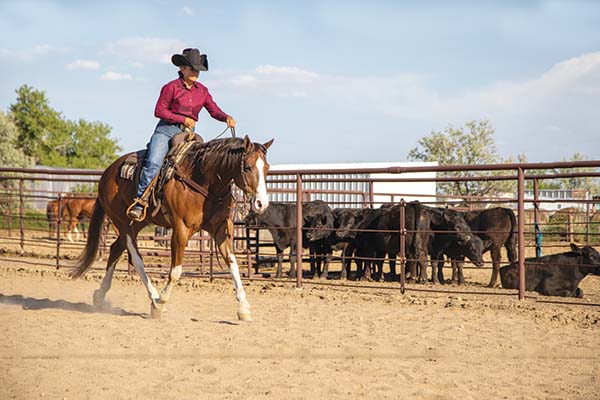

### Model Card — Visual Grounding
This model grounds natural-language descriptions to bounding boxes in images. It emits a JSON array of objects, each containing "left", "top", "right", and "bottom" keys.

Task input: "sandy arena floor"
[{"left": 0, "top": 255, "right": 599, "bottom": 400}]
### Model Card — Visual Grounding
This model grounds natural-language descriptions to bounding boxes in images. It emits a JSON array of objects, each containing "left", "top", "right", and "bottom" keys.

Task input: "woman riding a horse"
[
  {"left": 128, "top": 48, "right": 236, "bottom": 221},
  {"left": 71, "top": 48, "right": 274, "bottom": 321}
]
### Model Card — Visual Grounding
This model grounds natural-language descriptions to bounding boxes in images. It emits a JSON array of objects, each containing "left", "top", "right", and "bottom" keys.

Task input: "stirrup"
[{"left": 126, "top": 198, "right": 148, "bottom": 222}]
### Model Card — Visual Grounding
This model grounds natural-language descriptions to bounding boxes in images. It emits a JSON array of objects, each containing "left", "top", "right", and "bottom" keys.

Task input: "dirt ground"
[{"left": 0, "top": 254, "right": 599, "bottom": 400}]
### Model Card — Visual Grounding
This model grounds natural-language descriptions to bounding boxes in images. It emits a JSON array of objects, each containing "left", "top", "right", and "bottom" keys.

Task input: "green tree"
[
  {"left": 67, "top": 119, "right": 121, "bottom": 169},
  {"left": 0, "top": 111, "right": 34, "bottom": 168},
  {"left": 9, "top": 85, "right": 63, "bottom": 162},
  {"left": 555, "top": 153, "right": 600, "bottom": 193},
  {"left": 522, "top": 153, "right": 600, "bottom": 193},
  {"left": 9, "top": 84, "right": 122, "bottom": 168},
  {"left": 408, "top": 120, "right": 516, "bottom": 198}
]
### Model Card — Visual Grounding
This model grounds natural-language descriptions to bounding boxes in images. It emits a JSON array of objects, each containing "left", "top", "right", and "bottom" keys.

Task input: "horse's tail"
[{"left": 71, "top": 199, "right": 105, "bottom": 279}]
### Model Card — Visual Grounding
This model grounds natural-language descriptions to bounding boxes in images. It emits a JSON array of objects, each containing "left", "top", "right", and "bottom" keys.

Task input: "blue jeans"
[{"left": 136, "top": 120, "right": 190, "bottom": 200}]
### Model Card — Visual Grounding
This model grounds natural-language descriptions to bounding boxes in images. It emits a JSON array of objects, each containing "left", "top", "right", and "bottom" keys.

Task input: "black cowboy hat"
[{"left": 171, "top": 48, "right": 208, "bottom": 71}]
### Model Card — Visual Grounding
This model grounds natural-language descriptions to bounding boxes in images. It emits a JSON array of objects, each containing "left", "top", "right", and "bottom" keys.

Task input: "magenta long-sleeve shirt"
[{"left": 154, "top": 76, "right": 229, "bottom": 125}]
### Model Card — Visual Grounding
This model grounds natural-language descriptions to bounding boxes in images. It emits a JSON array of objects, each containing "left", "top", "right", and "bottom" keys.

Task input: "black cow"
[
  {"left": 436, "top": 207, "right": 517, "bottom": 287},
  {"left": 353, "top": 203, "right": 485, "bottom": 283},
  {"left": 425, "top": 207, "right": 486, "bottom": 284},
  {"left": 346, "top": 207, "right": 388, "bottom": 281},
  {"left": 244, "top": 200, "right": 334, "bottom": 278},
  {"left": 499, "top": 244, "right": 600, "bottom": 297},
  {"left": 331, "top": 208, "right": 361, "bottom": 280},
  {"left": 303, "top": 200, "right": 335, "bottom": 278}
]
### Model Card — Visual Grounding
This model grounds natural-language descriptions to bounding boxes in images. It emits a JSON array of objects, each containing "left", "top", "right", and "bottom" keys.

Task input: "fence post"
[
  {"left": 199, "top": 231, "right": 206, "bottom": 276},
  {"left": 517, "top": 168, "right": 526, "bottom": 301},
  {"left": 296, "top": 173, "right": 303, "bottom": 289},
  {"left": 245, "top": 224, "right": 253, "bottom": 279},
  {"left": 586, "top": 202, "right": 590, "bottom": 245},
  {"left": 209, "top": 238, "right": 214, "bottom": 282},
  {"left": 8, "top": 190, "right": 12, "bottom": 236},
  {"left": 566, "top": 212, "right": 572, "bottom": 243},
  {"left": 56, "top": 193, "right": 62, "bottom": 269},
  {"left": 399, "top": 199, "right": 406, "bottom": 294},
  {"left": 533, "top": 179, "right": 542, "bottom": 257},
  {"left": 19, "top": 179, "right": 24, "bottom": 254}
]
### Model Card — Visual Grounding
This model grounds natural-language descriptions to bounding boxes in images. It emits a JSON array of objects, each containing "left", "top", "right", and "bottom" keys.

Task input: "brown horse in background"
[
  {"left": 62, "top": 197, "right": 96, "bottom": 242},
  {"left": 46, "top": 197, "right": 96, "bottom": 242},
  {"left": 71, "top": 136, "right": 273, "bottom": 320}
]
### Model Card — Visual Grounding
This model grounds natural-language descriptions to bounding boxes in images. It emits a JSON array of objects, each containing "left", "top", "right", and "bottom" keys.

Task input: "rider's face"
[{"left": 180, "top": 66, "right": 199, "bottom": 82}]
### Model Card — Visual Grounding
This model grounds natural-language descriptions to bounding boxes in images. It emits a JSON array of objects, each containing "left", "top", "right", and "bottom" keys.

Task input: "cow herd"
[
  {"left": 41, "top": 196, "right": 600, "bottom": 298},
  {"left": 246, "top": 200, "right": 600, "bottom": 298}
]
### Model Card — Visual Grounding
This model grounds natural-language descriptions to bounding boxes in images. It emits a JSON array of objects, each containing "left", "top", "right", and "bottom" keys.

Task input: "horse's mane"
[{"left": 187, "top": 137, "right": 246, "bottom": 174}]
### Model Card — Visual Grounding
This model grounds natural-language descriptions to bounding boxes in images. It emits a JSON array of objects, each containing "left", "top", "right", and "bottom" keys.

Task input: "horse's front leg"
[
  {"left": 215, "top": 219, "right": 252, "bottom": 321},
  {"left": 159, "top": 223, "right": 190, "bottom": 305}
]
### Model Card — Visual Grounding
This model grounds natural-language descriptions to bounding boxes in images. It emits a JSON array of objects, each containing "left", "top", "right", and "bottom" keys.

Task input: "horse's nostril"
[{"left": 256, "top": 200, "right": 263, "bottom": 209}]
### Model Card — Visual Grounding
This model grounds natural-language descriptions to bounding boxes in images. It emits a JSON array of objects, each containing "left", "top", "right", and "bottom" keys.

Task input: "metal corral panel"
[
  {"left": 29, "top": 166, "right": 98, "bottom": 209},
  {"left": 268, "top": 161, "right": 437, "bottom": 207}
]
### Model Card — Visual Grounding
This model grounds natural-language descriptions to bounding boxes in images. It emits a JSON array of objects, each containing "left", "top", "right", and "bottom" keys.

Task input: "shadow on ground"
[{"left": 0, "top": 293, "right": 144, "bottom": 317}]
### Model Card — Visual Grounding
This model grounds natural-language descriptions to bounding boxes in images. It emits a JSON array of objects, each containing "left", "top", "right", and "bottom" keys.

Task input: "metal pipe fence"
[{"left": 0, "top": 160, "right": 599, "bottom": 304}]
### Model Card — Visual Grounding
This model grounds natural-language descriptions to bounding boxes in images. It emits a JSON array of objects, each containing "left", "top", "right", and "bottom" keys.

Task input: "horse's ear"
[
  {"left": 262, "top": 138, "right": 274, "bottom": 150},
  {"left": 570, "top": 243, "right": 581, "bottom": 253},
  {"left": 243, "top": 135, "right": 252, "bottom": 152}
]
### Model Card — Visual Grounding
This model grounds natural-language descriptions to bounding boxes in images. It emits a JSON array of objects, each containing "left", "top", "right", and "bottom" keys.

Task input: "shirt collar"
[{"left": 177, "top": 72, "right": 199, "bottom": 89}]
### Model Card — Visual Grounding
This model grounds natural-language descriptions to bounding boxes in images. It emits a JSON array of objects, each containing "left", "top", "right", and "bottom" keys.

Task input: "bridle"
[{"left": 239, "top": 142, "right": 268, "bottom": 195}]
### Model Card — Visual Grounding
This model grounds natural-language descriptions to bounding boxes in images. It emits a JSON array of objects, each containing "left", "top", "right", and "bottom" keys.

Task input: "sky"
[{"left": 1, "top": 0, "right": 599, "bottom": 165}]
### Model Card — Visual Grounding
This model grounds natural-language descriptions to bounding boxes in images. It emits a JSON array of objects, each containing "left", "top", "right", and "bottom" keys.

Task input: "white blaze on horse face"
[{"left": 252, "top": 157, "right": 269, "bottom": 214}]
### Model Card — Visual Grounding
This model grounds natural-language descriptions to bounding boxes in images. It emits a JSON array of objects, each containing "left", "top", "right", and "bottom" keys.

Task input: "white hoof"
[
  {"left": 237, "top": 311, "right": 253, "bottom": 322},
  {"left": 159, "top": 288, "right": 171, "bottom": 304}
]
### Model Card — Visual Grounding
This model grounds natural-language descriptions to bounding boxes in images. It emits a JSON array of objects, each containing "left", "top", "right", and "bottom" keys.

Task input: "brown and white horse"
[
  {"left": 63, "top": 197, "right": 96, "bottom": 242},
  {"left": 71, "top": 136, "right": 273, "bottom": 320},
  {"left": 46, "top": 197, "right": 96, "bottom": 242}
]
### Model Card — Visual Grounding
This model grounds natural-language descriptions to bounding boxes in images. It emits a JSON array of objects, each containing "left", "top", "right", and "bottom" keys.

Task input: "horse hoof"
[
  {"left": 93, "top": 290, "right": 105, "bottom": 309},
  {"left": 237, "top": 311, "right": 253, "bottom": 322},
  {"left": 159, "top": 291, "right": 170, "bottom": 304},
  {"left": 150, "top": 301, "right": 165, "bottom": 319}
]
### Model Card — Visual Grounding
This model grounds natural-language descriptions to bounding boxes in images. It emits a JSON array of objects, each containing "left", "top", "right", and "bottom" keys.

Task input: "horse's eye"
[{"left": 243, "top": 164, "right": 252, "bottom": 172}]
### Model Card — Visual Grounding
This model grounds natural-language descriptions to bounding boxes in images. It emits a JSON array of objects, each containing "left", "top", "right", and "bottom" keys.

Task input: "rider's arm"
[
  {"left": 154, "top": 83, "right": 186, "bottom": 125},
  {"left": 203, "top": 91, "right": 229, "bottom": 122}
]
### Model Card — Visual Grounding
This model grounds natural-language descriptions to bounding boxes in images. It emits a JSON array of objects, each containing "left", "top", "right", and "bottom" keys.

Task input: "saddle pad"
[
  {"left": 120, "top": 164, "right": 136, "bottom": 180},
  {"left": 119, "top": 149, "right": 147, "bottom": 181}
]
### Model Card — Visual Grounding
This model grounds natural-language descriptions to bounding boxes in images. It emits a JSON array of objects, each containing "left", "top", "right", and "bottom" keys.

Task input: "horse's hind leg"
[
  {"left": 93, "top": 236, "right": 126, "bottom": 309},
  {"left": 124, "top": 233, "right": 162, "bottom": 317}
]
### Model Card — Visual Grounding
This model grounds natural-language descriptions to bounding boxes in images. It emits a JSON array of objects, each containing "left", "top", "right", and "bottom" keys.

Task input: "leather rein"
[{"left": 172, "top": 163, "right": 233, "bottom": 204}]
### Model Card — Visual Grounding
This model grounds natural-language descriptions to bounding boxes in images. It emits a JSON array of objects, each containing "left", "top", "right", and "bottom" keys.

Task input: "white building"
[
  {"left": 523, "top": 189, "right": 592, "bottom": 211},
  {"left": 267, "top": 161, "right": 438, "bottom": 208}
]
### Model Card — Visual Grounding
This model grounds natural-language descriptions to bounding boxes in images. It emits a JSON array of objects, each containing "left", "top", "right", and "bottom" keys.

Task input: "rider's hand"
[
  {"left": 184, "top": 117, "right": 196, "bottom": 130},
  {"left": 226, "top": 116, "right": 236, "bottom": 128}
]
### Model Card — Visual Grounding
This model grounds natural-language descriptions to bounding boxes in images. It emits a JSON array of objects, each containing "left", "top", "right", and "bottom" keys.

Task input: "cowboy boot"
[
  {"left": 127, "top": 198, "right": 148, "bottom": 221},
  {"left": 127, "top": 178, "right": 156, "bottom": 221}
]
